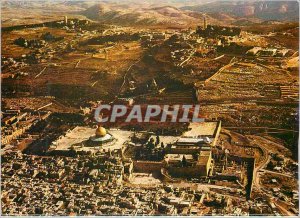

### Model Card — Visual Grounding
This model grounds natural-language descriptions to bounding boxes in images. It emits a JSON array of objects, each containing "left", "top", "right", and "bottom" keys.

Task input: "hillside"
[
  {"left": 182, "top": 1, "right": 299, "bottom": 21},
  {"left": 82, "top": 4, "right": 228, "bottom": 27}
]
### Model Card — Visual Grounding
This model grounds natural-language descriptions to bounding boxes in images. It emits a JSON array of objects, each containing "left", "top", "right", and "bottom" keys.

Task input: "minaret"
[
  {"left": 104, "top": 49, "right": 108, "bottom": 60},
  {"left": 64, "top": 16, "right": 68, "bottom": 25},
  {"left": 203, "top": 15, "right": 207, "bottom": 29}
]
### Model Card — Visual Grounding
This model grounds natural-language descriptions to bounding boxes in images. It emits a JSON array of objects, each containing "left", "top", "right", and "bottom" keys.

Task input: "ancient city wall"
[
  {"left": 133, "top": 161, "right": 163, "bottom": 173},
  {"left": 168, "top": 165, "right": 208, "bottom": 178}
]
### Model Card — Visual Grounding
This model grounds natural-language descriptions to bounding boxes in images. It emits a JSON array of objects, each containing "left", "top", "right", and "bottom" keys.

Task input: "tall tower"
[
  {"left": 104, "top": 49, "right": 108, "bottom": 60},
  {"left": 64, "top": 16, "right": 68, "bottom": 25},
  {"left": 203, "top": 15, "right": 207, "bottom": 29}
]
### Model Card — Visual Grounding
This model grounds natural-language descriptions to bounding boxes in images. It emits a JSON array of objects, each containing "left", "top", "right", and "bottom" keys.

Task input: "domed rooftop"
[
  {"left": 95, "top": 126, "right": 107, "bottom": 137},
  {"left": 87, "top": 126, "right": 114, "bottom": 147}
]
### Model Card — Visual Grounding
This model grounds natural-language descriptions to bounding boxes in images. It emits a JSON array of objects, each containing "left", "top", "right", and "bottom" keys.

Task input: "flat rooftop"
[
  {"left": 177, "top": 138, "right": 204, "bottom": 144},
  {"left": 183, "top": 121, "right": 220, "bottom": 138},
  {"left": 165, "top": 154, "right": 194, "bottom": 161}
]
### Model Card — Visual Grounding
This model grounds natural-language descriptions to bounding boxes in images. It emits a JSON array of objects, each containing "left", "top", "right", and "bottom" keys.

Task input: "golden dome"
[{"left": 95, "top": 126, "right": 107, "bottom": 137}]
